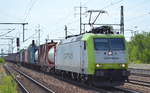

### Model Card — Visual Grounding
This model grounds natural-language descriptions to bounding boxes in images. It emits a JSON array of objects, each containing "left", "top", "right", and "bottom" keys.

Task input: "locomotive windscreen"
[
  {"left": 109, "top": 38, "right": 125, "bottom": 50},
  {"left": 94, "top": 39, "right": 109, "bottom": 50},
  {"left": 94, "top": 38, "right": 125, "bottom": 50}
]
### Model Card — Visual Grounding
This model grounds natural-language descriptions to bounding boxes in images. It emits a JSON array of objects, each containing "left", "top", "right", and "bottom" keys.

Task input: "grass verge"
[{"left": 0, "top": 63, "right": 18, "bottom": 93}]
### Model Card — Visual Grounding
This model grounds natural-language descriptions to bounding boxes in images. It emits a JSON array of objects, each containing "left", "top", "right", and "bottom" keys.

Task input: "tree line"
[{"left": 127, "top": 32, "right": 150, "bottom": 64}]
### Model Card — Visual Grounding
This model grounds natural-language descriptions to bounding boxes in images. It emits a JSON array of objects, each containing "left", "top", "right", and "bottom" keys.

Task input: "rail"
[
  {"left": 4, "top": 64, "right": 30, "bottom": 93},
  {"left": 129, "top": 79, "right": 150, "bottom": 88},
  {"left": 4, "top": 64, "right": 55, "bottom": 93}
]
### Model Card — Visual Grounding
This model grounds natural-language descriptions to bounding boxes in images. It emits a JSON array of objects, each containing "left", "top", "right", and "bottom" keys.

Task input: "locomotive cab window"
[
  {"left": 109, "top": 38, "right": 125, "bottom": 50},
  {"left": 94, "top": 38, "right": 109, "bottom": 50},
  {"left": 94, "top": 38, "right": 125, "bottom": 50}
]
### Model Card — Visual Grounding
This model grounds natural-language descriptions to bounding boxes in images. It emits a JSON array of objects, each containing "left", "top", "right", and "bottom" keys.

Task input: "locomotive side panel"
[{"left": 55, "top": 41, "right": 85, "bottom": 73}]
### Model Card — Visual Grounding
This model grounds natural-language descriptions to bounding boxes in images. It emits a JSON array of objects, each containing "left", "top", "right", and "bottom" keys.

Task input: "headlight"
[
  {"left": 108, "top": 51, "right": 112, "bottom": 55},
  {"left": 96, "top": 64, "right": 102, "bottom": 67},
  {"left": 121, "top": 64, "right": 126, "bottom": 67}
]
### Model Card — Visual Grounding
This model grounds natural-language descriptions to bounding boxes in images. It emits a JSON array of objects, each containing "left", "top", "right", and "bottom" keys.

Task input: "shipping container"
[
  {"left": 38, "top": 42, "right": 57, "bottom": 69},
  {"left": 27, "top": 44, "right": 38, "bottom": 64}
]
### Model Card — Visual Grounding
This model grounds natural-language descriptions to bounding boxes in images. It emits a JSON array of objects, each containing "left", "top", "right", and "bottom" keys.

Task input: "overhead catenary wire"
[
  {"left": 126, "top": 0, "right": 150, "bottom": 11},
  {"left": 0, "top": 0, "right": 146, "bottom": 53},
  {"left": 101, "top": 0, "right": 124, "bottom": 10},
  {"left": 0, "top": 29, "right": 15, "bottom": 37},
  {"left": 54, "top": 0, "right": 124, "bottom": 37},
  {"left": 24, "top": 0, "right": 39, "bottom": 22},
  {"left": 24, "top": 32, "right": 37, "bottom": 42},
  {"left": 125, "top": 12, "right": 150, "bottom": 22},
  {"left": 47, "top": 0, "right": 122, "bottom": 37},
  {"left": 46, "top": 0, "right": 88, "bottom": 36},
  {"left": 23, "top": 0, "right": 33, "bottom": 18}
]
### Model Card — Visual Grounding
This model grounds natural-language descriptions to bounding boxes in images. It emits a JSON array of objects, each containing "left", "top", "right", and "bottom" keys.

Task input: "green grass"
[
  {"left": 0, "top": 76, "right": 18, "bottom": 93},
  {"left": 0, "top": 63, "right": 18, "bottom": 93},
  {"left": 0, "top": 58, "right": 5, "bottom": 63}
]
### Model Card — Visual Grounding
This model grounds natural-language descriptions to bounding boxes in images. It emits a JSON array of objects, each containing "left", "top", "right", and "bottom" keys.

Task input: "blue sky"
[{"left": 0, "top": 0, "right": 149, "bottom": 53}]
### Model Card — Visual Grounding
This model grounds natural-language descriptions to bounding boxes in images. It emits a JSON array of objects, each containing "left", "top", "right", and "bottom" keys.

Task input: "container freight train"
[{"left": 5, "top": 26, "right": 130, "bottom": 86}]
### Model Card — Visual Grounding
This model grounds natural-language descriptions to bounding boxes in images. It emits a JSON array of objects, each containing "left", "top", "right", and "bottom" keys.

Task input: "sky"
[{"left": 0, "top": 0, "right": 149, "bottom": 53}]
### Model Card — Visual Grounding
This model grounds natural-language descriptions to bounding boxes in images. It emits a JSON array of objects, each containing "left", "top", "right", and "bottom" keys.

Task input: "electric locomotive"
[{"left": 55, "top": 26, "right": 130, "bottom": 86}]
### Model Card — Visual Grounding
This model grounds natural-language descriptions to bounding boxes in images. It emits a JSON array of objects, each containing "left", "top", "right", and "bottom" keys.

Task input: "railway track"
[
  {"left": 90, "top": 86, "right": 140, "bottom": 93},
  {"left": 53, "top": 70, "right": 139, "bottom": 93},
  {"left": 5, "top": 63, "right": 140, "bottom": 93},
  {"left": 97, "top": 86, "right": 140, "bottom": 93},
  {"left": 129, "top": 79, "right": 150, "bottom": 88},
  {"left": 57, "top": 78, "right": 139, "bottom": 93},
  {"left": 129, "top": 68, "right": 150, "bottom": 77},
  {"left": 122, "top": 68, "right": 150, "bottom": 92},
  {"left": 4, "top": 64, "right": 55, "bottom": 93},
  {"left": 131, "top": 73, "right": 150, "bottom": 77},
  {"left": 21, "top": 65, "right": 140, "bottom": 93}
]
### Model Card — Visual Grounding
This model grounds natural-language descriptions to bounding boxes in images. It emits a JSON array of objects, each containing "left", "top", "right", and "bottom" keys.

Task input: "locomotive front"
[{"left": 83, "top": 34, "right": 130, "bottom": 86}]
